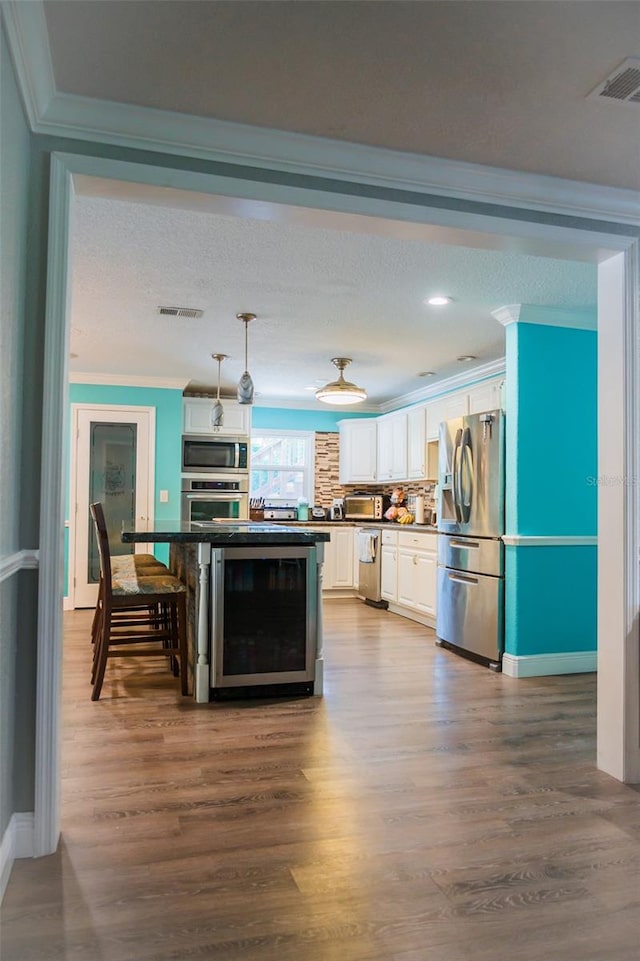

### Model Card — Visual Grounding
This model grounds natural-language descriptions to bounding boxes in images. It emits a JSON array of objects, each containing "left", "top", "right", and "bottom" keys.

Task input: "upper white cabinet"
[
  {"left": 183, "top": 398, "right": 251, "bottom": 436},
  {"left": 338, "top": 419, "right": 377, "bottom": 484},
  {"left": 376, "top": 412, "right": 407, "bottom": 481},
  {"left": 406, "top": 406, "right": 427, "bottom": 479},
  {"left": 468, "top": 380, "right": 504, "bottom": 415},
  {"left": 426, "top": 392, "right": 469, "bottom": 442}
]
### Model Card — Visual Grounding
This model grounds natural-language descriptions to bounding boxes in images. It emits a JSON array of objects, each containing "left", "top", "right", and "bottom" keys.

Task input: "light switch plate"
[{"left": 159, "top": 490, "right": 169, "bottom": 503}]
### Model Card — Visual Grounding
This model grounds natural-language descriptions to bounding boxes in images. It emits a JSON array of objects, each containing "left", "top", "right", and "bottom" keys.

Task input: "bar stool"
[{"left": 89, "top": 502, "right": 189, "bottom": 701}]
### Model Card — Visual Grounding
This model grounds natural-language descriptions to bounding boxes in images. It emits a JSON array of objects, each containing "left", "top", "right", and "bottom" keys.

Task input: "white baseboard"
[
  {"left": 387, "top": 602, "right": 436, "bottom": 630},
  {"left": 0, "top": 812, "right": 34, "bottom": 903},
  {"left": 63, "top": 596, "right": 74, "bottom": 611},
  {"left": 502, "top": 651, "right": 597, "bottom": 678}
]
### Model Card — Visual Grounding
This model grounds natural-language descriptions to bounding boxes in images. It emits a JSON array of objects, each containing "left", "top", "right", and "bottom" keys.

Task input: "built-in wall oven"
[{"left": 181, "top": 474, "right": 249, "bottom": 524}]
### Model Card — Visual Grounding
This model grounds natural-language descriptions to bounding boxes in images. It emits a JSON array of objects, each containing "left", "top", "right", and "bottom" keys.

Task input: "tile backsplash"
[{"left": 313, "top": 432, "right": 436, "bottom": 510}]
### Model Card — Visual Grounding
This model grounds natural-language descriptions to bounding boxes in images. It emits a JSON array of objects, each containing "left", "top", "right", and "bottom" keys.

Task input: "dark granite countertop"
[{"left": 121, "top": 519, "right": 330, "bottom": 545}]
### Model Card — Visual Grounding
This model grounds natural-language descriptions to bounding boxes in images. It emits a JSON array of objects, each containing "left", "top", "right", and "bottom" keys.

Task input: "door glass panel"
[{"left": 88, "top": 422, "right": 137, "bottom": 582}]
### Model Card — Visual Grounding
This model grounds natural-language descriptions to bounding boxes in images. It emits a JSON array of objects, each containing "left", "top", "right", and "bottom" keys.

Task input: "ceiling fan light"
[{"left": 316, "top": 358, "right": 367, "bottom": 406}]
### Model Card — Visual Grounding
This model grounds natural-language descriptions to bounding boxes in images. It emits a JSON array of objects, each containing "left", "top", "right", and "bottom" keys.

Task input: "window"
[{"left": 250, "top": 430, "right": 315, "bottom": 503}]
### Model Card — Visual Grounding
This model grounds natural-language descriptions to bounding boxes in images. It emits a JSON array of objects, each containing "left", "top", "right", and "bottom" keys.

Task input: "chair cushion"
[
  {"left": 112, "top": 556, "right": 168, "bottom": 576},
  {"left": 112, "top": 573, "right": 186, "bottom": 596}
]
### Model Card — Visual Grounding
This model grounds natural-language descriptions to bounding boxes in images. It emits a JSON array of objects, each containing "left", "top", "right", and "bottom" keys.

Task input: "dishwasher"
[{"left": 357, "top": 528, "right": 388, "bottom": 609}]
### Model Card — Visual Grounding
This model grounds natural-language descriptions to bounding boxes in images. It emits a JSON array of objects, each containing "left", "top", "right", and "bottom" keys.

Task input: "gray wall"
[{"left": 0, "top": 23, "right": 33, "bottom": 834}]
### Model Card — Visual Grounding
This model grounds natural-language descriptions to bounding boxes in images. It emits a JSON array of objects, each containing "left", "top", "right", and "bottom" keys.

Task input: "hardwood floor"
[{"left": 3, "top": 601, "right": 640, "bottom": 961}]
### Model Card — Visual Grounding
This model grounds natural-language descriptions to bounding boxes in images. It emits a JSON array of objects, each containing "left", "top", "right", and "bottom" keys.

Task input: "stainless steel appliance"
[
  {"left": 181, "top": 474, "right": 249, "bottom": 523},
  {"left": 344, "top": 494, "right": 384, "bottom": 521},
  {"left": 210, "top": 545, "right": 317, "bottom": 697},
  {"left": 436, "top": 409, "right": 504, "bottom": 668},
  {"left": 357, "top": 528, "right": 387, "bottom": 609},
  {"left": 182, "top": 434, "right": 248, "bottom": 475},
  {"left": 263, "top": 501, "right": 298, "bottom": 521},
  {"left": 329, "top": 498, "right": 344, "bottom": 521}
]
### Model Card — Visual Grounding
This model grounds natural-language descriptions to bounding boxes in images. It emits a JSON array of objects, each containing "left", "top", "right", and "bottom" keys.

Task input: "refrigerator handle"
[
  {"left": 459, "top": 427, "right": 473, "bottom": 523},
  {"left": 451, "top": 428, "right": 463, "bottom": 522}
]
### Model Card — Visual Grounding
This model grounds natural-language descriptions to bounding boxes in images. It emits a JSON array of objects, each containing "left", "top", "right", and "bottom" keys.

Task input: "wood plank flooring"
[{"left": 3, "top": 601, "right": 640, "bottom": 961}]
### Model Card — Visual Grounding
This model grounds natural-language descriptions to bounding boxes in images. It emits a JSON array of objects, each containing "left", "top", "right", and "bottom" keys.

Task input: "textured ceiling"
[
  {"left": 68, "top": 183, "right": 597, "bottom": 406},
  {"left": 44, "top": 0, "right": 640, "bottom": 191}
]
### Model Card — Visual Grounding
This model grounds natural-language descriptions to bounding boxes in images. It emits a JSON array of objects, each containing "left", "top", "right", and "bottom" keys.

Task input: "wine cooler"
[{"left": 210, "top": 545, "right": 318, "bottom": 697}]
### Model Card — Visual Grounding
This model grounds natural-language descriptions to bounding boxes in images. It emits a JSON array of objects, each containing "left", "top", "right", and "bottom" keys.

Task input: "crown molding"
[
  {"left": 68, "top": 372, "right": 189, "bottom": 390},
  {"left": 379, "top": 358, "right": 506, "bottom": 414},
  {"left": 1, "top": 0, "right": 54, "bottom": 128},
  {"left": 492, "top": 304, "right": 597, "bottom": 330},
  {"left": 3, "top": 1, "right": 639, "bottom": 229}
]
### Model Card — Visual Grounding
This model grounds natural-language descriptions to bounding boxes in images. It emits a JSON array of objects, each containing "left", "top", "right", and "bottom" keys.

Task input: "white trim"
[
  {"left": 33, "top": 151, "right": 640, "bottom": 864},
  {"left": 492, "top": 304, "right": 597, "bottom": 330},
  {"left": 69, "top": 372, "right": 189, "bottom": 390},
  {"left": 380, "top": 360, "right": 506, "bottom": 414},
  {"left": 0, "top": 550, "right": 39, "bottom": 582},
  {"left": 597, "top": 249, "right": 640, "bottom": 784},
  {"left": 0, "top": 813, "right": 35, "bottom": 904},
  {"left": 63, "top": 596, "right": 73, "bottom": 611},
  {"left": 502, "top": 535, "right": 597, "bottom": 547},
  {"left": 0, "top": 1, "right": 53, "bottom": 130},
  {"left": 68, "top": 403, "right": 156, "bottom": 609},
  {"left": 502, "top": 651, "right": 597, "bottom": 678},
  {"left": 3, "top": 1, "right": 640, "bottom": 228},
  {"left": 33, "top": 153, "right": 71, "bottom": 858}
]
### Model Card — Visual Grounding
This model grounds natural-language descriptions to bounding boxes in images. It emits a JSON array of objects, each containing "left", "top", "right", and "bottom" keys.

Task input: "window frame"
[{"left": 249, "top": 429, "right": 316, "bottom": 503}]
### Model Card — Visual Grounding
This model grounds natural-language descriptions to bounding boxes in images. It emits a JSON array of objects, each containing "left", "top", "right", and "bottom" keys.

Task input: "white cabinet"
[
  {"left": 316, "top": 526, "right": 356, "bottom": 591},
  {"left": 376, "top": 412, "right": 407, "bottom": 481},
  {"left": 468, "top": 379, "right": 504, "bottom": 415},
  {"left": 406, "top": 406, "right": 427, "bottom": 479},
  {"left": 338, "top": 419, "right": 377, "bottom": 484},
  {"left": 382, "top": 531, "right": 438, "bottom": 624},
  {"left": 380, "top": 529, "right": 398, "bottom": 602},
  {"left": 183, "top": 397, "right": 251, "bottom": 436},
  {"left": 426, "top": 392, "right": 469, "bottom": 441}
]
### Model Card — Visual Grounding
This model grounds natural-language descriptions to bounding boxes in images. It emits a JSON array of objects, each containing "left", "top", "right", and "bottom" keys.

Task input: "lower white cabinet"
[
  {"left": 316, "top": 526, "right": 356, "bottom": 591},
  {"left": 381, "top": 528, "right": 437, "bottom": 623},
  {"left": 380, "top": 544, "right": 398, "bottom": 602}
]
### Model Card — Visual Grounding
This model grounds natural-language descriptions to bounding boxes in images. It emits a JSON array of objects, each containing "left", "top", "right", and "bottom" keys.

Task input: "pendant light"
[
  {"left": 315, "top": 357, "right": 367, "bottom": 406},
  {"left": 236, "top": 312, "right": 256, "bottom": 405},
  {"left": 210, "top": 353, "right": 227, "bottom": 428}
]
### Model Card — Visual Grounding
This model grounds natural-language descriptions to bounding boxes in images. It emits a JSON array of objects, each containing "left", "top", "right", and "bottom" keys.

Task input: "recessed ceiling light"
[
  {"left": 457, "top": 355, "right": 477, "bottom": 362},
  {"left": 425, "top": 296, "right": 452, "bottom": 306},
  {"left": 418, "top": 371, "right": 436, "bottom": 377}
]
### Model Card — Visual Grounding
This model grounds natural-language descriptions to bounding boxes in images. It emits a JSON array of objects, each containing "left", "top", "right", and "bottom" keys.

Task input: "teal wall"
[
  {"left": 251, "top": 406, "right": 375, "bottom": 431},
  {"left": 505, "top": 545, "right": 597, "bottom": 657},
  {"left": 0, "top": 22, "right": 35, "bottom": 833},
  {"left": 504, "top": 317, "right": 597, "bottom": 659},
  {"left": 505, "top": 322, "right": 597, "bottom": 536},
  {"left": 65, "top": 384, "right": 184, "bottom": 589}
]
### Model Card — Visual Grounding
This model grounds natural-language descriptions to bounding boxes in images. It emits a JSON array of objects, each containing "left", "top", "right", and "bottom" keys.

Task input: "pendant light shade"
[
  {"left": 211, "top": 353, "right": 227, "bottom": 428},
  {"left": 315, "top": 357, "right": 367, "bottom": 406},
  {"left": 236, "top": 312, "right": 256, "bottom": 405}
]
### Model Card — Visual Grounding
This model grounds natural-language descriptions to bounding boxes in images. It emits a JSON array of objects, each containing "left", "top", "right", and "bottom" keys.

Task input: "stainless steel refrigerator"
[{"left": 436, "top": 409, "right": 505, "bottom": 669}]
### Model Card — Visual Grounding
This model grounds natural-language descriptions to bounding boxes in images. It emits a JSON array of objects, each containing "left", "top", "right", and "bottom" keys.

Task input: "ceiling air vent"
[
  {"left": 157, "top": 305, "right": 203, "bottom": 318},
  {"left": 588, "top": 57, "right": 640, "bottom": 105}
]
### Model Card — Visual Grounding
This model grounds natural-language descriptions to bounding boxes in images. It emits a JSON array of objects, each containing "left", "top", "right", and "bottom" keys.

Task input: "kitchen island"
[{"left": 122, "top": 521, "right": 329, "bottom": 703}]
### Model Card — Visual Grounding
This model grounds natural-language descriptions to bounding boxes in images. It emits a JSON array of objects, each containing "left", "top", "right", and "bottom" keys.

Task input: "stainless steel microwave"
[
  {"left": 344, "top": 494, "right": 384, "bottom": 520},
  {"left": 182, "top": 434, "right": 248, "bottom": 474}
]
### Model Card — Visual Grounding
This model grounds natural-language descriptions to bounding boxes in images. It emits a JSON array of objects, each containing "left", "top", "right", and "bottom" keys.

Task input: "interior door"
[{"left": 72, "top": 406, "right": 154, "bottom": 608}]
